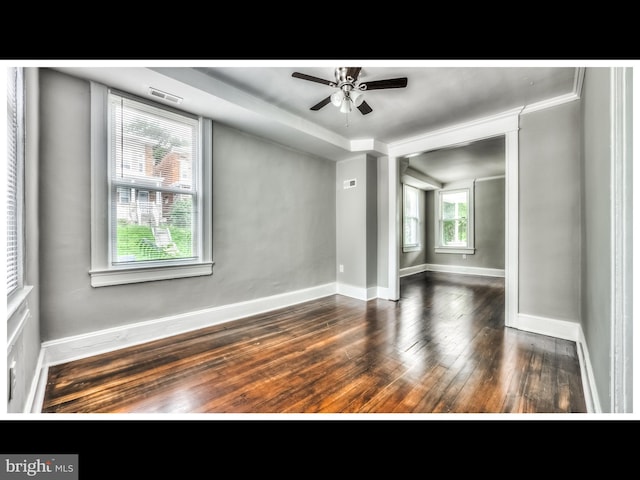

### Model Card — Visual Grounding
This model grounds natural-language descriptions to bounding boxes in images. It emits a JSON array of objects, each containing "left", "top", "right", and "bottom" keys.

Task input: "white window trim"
[
  {"left": 89, "top": 82, "right": 213, "bottom": 287},
  {"left": 434, "top": 180, "right": 475, "bottom": 255},
  {"left": 402, "top": 184, "right": 421, "bottom": 252},
  {"left": 7, "top": 67, "right": 27, "bottom": 311}
]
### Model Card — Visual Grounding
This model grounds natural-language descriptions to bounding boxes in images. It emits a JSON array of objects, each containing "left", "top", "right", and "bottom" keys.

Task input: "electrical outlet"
[
  {"left": 462, "top": 254, "right": 467, "bottom": 260},
  {"left": 339, "top": 264, "right": 344, "bottom": 273}
]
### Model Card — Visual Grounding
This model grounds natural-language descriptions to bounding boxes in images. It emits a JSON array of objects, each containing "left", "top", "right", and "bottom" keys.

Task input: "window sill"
[
  {"left": 90, "top": 262, "right": 214, "bottom": 287},
  {"left": 403, "top": 246, "right": 422, "bottom": 253},
  {"left": 7, "top": 285, "right": 34, "bottom": 320},
  {"left": 435, "top": 247, "right": 475, "bottom": 255}
]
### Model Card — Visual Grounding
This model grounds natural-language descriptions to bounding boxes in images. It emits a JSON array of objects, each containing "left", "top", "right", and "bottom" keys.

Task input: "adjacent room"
[{"left": 5, "top": 63, "right": 633, "bottom": 415}]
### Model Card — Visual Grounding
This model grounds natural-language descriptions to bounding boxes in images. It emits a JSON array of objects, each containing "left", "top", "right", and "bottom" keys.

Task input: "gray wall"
[
  {"left": 336, "top": 157, "right": 367, "bottom": 288},
  {"left": 580, "top": 68, "right": 612, "bottom": 412},
  {"left": 423, "top": 177, "right": 505, "bottom": 269},
  {"left": 518, "top": 101, "right": 582, "bottom": 322},
  {"left": 336, "top": 154, "right": 378, "bottom": 292},
  {"left": 38, "top": 68, "right": 336, "bottom": 341}
]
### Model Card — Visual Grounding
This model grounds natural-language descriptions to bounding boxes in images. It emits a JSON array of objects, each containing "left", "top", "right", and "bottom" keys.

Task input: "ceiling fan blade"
[
  {"left": 357, "top": 100, "right": 373, "bottom": 115},
  {"left": 310, "top": 96, "right": 332, "bottom": 111},
  {"left": 360, "top": 77, "right": 408, "bottom": 90},
  {"left": 292, "top": 72, "right": 336, "bottom": 87},
  {"left": 346, "top": 67, "right": 362, "bottom": 81}
]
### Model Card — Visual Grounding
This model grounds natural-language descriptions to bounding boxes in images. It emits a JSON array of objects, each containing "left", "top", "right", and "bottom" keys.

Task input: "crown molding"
[
  {"left": 521, "top": 67, "right": 585, "bottom": 115},
  {"left": 387, "top": 107, "right": 523, "bottom": 158},
  {"left": 350, "top": 138, "right": 389, "bottom": 156},
  {"left": 574, "top": 66, "right": 586, "bottom": 98}
]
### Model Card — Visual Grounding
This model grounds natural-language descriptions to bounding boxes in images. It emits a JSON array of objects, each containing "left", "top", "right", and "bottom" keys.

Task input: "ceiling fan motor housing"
[{"left": 335, "top": 67, "right": 366, "bottom": 91}]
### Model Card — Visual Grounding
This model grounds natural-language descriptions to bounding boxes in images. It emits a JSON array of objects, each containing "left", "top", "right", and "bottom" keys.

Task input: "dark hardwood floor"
[{"left": 41, "top": 272, "right": 588, "bottom": 414}]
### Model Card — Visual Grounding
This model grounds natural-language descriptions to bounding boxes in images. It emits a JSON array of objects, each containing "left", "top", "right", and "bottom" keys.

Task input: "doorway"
[
  {"left": 387, "top": 108, "right": 521, "bottom": 327},
  {"left": 400, "top": 136, "right": 506, "bottom": 285}
]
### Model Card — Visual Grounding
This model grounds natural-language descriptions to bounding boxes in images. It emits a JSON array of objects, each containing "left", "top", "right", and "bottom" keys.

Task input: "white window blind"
[
  {"left": 7, "top": 67, "right": 23, "bottom": 296},
  {"left": 108, "top": 91, "right": 200, "bottom": 267}
]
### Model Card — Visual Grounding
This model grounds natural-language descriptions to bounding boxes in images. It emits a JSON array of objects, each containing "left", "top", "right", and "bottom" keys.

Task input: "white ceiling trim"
[
  {"left": 475, "top": 175, "right": 506, "bottom": 182},
  {"left": 387, "top": 107, "right": 523, "bottom": 158},
  {"left": 349, "top": 138, "right": 388, "bottom": 156},
  {"left": 520, "top": 92, "right": 580, "bottom": 115},
  {"left": 574, "top": 67, "right": 586, "bottom": 98},
  {"left": 521, "top": 67, "right": 585, "bottom": 115},
  {"left": 54, "top": 66, "right": 585, "bottom": 163},
  {"left": 401, "top": 167, "right": 442, "bottom": 191}
]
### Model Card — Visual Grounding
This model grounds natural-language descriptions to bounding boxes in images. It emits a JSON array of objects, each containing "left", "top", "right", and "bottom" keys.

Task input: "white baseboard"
[
  {"left": 515, "top": 313, "right": 580, "bottom": 342},
  {"left": 400, "top": 263, "right": 505, "bottom": 278},
  {"left": 515, "top": 313, "right": 599, "bottom": 413},
  {"left": 576, "top": 326, "right": 602, "bottom": 414},
  {"left": 376, "top": 286, "right": 391, "bottom": 300},
  {"left": 27, "top": 348, "right": 48, "bottom": 413},
  {"left": 41, "top": 282, "right": 338, "bottom": 368},
  {"left": 336, "top": 283, "right": 378, "bottom": 301},
  {"left": 399, "top": 264, "right": 429, "bottom": 277}
]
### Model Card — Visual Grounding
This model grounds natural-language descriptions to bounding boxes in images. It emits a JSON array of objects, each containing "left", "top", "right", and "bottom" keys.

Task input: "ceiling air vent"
[{"left": 148, "top": 87, "right": 183, "bottom": 105}]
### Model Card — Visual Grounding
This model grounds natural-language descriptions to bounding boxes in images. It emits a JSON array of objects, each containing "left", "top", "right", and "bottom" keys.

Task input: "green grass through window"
[{"left": 116, "top": 224, "right": 193, "bottom": 262}]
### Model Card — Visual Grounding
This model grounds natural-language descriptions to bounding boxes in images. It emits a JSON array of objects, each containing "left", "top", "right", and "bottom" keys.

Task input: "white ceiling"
[
  {"left": 55, "top": 62, "right": 581, "bottom": 165},
  {"left": 195, "top": 65, "right": 577, "bottom": 144},
  {"left": 408, "top": 136, "right": 506, "bottom": 185}
]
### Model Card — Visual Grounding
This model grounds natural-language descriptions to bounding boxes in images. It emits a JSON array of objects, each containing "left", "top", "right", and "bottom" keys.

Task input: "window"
[
  {"left": 7, "top": 67, "right": 24, "bottom": 299},
  {"left": 90, "top": 84, "right": 213, "bottom": 287},
  {"left": 402, "top": 184, "right": 421, "bottom": 252},
  {"left": 117, "top": 187, "right": 131, "bottom": 204},
  {"left": 435, "top": 182, "right": 475, "bottom": 254}
]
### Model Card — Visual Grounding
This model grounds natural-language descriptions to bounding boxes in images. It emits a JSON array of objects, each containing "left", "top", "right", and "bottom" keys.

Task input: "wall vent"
[{"left": 148, "top": 87, "right": 183, "bottom": 104}]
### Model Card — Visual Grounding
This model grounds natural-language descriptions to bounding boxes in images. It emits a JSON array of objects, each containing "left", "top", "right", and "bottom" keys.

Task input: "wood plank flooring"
[{"left": 41, "top": 272, "right": 588, "bottom": 414}]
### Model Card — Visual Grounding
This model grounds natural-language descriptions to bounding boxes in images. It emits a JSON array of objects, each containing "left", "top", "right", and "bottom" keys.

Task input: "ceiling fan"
[{"left": 291, "top": 67, "right": 408, "bottom": 116}]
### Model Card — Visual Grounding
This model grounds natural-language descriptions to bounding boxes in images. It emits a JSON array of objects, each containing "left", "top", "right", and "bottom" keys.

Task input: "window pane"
[
  {"left": 442, "top": 219, "right": 468, "bottom": 246},
  {"left": 404, "top": 218, "right": 418, "bottom": 246},
  {"left": 404, "top": 187, "right": 417, "bottom": 216},
  {"left": 110, "top": 95, "right": 197, "bottom": 191},
  {"left": 114, "top": 193, "right": 194, "bottom": 263},
  {"left": 109, "top": 92, "right": 198, "bottom": 265},
  {"left": 403, "top": 185, "right": 420, "bottom": 249},
  {"left": 442, "top": 191, "right": 467, "bottom": 220},
  {"left": 440, "top": 189, "right": 468, "bottom": 247}
]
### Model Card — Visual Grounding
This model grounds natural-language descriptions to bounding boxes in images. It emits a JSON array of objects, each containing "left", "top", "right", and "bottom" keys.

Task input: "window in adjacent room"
[
  {"left": 435, "top": 181, "right": 475, "bottom": 255},
  {"left": 7, "top": 67, "right": 24, "bottom": 300},
  {"left": 90, "top": 84, "right": 213, "bottom": 287},
  {"left": 402, "top": 184, "right": 421, "bottom": 252}
]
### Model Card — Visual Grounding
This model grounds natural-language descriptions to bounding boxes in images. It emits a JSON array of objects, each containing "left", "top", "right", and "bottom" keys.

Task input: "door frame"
[{"left": 387, "top": 107, "right": 522, "bottom": 327}]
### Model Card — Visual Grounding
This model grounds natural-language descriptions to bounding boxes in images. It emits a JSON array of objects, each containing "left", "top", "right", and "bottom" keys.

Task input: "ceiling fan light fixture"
[
  {"left": 331, "top": 91, "right": 344, "bottom": 107},
  {"left": 340, "top": 99, "right": 352, "bottom": 113},
  {"left": 350, "top": 89, "right": 364, "bottom": 107}
]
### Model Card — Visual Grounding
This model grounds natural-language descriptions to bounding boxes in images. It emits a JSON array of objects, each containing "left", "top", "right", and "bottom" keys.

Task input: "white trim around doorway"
[{"left": 386, "top": 107, "right": 522, "bottom": 328}]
